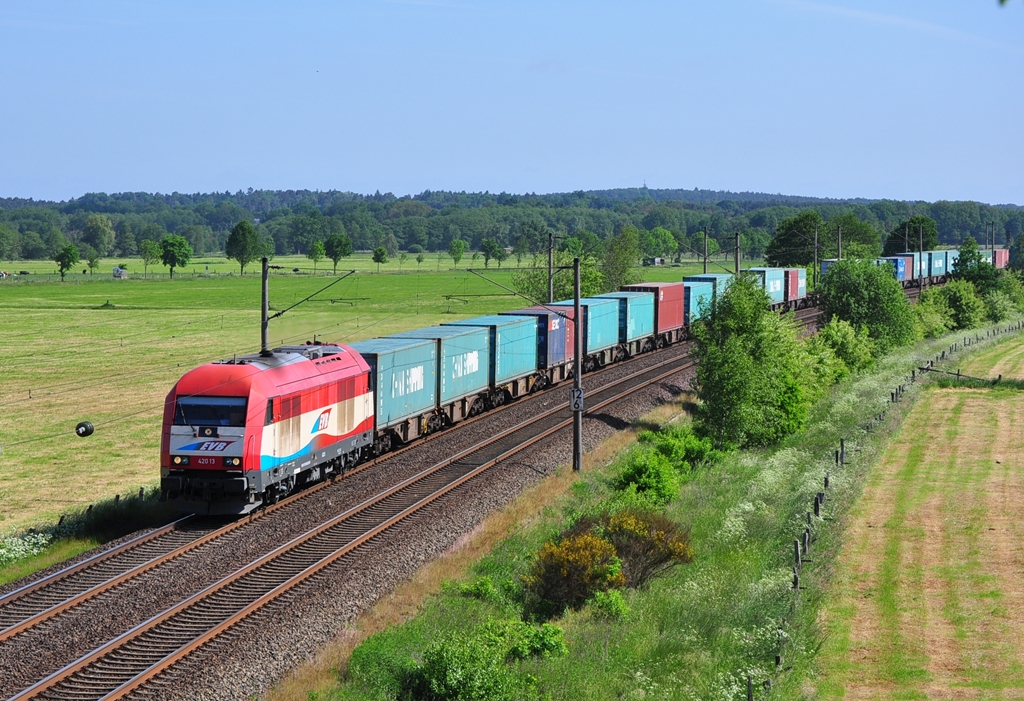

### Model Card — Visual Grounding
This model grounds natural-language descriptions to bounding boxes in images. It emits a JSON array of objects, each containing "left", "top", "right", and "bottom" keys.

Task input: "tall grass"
[{"left": 324, "top": 321, "right": 1023, "bottom": 700}]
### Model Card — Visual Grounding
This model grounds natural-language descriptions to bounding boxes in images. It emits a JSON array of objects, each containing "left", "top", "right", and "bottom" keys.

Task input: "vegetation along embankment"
[{"left": 266, "top": 248, "right": 1024, "bottom": 700}]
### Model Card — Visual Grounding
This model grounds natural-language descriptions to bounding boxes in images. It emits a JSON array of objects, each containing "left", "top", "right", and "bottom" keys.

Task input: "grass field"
[
  {"left": 0, "top": 253, "right": 725, "bottom": 534},
  {"left": 814, "top": 335, "right": 1024, "bottom": 699},
  {"left": 262, "top": 322, "right": 1012, "bottom": 701}
]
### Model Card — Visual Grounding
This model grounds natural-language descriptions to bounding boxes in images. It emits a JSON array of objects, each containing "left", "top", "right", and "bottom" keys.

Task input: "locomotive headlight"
[
  {"left": 172, "top": 456, "right": 190, "bottom": 466},
  {"left": 223, "top": 457, "right": 241, "bottom": 467}
]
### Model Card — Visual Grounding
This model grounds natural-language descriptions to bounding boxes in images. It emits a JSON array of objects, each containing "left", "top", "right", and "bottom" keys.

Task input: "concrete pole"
[
  {"left": 261, "top": 257, "right": 270, "bottom": 355},
  {"left": 573, "top": 257, "right": 583, "bottom": 472},
  {"left": 919, "top": 223, "right": 925, "bottom": 289},
  {"left": 703, "top": 227, "right": 708, "bottom": 274},
  {"left": 813, "top": 224, "right": 819, "bottom": 288},
  {"left": 734, "top": 232, "right": 741, "bottom": 276},
  {"left": 547, "top": 230, "right": 554, "bottom": 304},
  {"left": 837, "top": 225, "right": 842, "bottom": 260}
]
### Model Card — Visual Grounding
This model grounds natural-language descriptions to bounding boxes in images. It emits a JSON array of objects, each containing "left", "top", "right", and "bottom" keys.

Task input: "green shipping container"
[
  {"left": 443, "top": 314, "right": 539, "bottom": 384},
  {"left": 348, "top": 337, "right": 437, "bottom": 429}
]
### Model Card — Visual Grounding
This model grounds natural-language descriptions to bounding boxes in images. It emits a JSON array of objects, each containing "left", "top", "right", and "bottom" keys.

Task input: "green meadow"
[{"left": 0, "top": 253, "right": 718, "bottom": 534}]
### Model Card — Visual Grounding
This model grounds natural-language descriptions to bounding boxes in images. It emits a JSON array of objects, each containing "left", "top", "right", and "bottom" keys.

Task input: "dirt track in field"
[{"left": 816, "top": 388, "right": 1024, "bottom": 700}]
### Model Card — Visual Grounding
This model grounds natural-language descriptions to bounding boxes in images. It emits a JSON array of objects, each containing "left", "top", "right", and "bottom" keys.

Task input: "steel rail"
[
  {"left": 0, "top": 342, "right": 692, "bottom": 645},
  {"left": 7, "top": 349, "right": 696, "bottom": 701}
]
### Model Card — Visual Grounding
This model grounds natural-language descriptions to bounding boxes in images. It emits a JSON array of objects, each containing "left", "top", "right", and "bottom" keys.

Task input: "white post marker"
[{"left": 570, "top": 387, "right": 584, "bottom": 412}]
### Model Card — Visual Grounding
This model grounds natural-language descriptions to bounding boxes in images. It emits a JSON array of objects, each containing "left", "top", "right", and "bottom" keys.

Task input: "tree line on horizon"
[{"left": 0, "top": 188, "right": 1021, "bottom": 269}]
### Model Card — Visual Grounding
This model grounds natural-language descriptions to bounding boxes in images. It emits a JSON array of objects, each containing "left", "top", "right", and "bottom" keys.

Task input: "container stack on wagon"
[
  {"left": 595, "top": 291, "right": 656, "bottom": 356},
  {"left": 443, "top": 314, "right": 539, "bottom": 402},
  {"left": 621, "top": 282, "right": 686, "bottom": 346},
  {"left": 552, "top": 296, "right": 620, "bottom": 370}
]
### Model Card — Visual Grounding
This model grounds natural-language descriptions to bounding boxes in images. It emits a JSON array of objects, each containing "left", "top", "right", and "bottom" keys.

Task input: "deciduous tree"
[
  {"left": 448, "top": 239, "right": 466, "bottom": 268},
  {"left": 372, "top": 246, "right": 388, "bottom": 272},
  {"left": 601, "top": 227, "right": 643, "bottom": 292},
  {"left": 160, "top": 235, "right": 193, "bottom": 278},
  {"left": 139, "top": 239, "right": 160, "bottom": 278},
  {"left": 818, "top": 258, "right": 916, "bottom": 353},
  {"left": 324, "top": 231, "right": 353, "bottom": 274},
  {"left": 81, "top": 214, "right": 115, "bottom": 257},
  {"left": 225, "top": 220, "right": 263, "bottom": 275},
  {"left": 54, "top": 243, "right": 79, "bottom": 281},
  {"left": 307, "top": 239, "right": 325, "bottom": 273},
  {"left": 883, "top": 215, "right": 939, "bottom": 254}
]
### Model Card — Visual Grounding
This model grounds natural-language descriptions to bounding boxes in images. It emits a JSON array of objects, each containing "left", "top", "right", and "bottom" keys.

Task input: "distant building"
[
  {"left": 113, "top": 267, "right": 129, "bottom": 279},
  {"left": 643, "top": 257, "right": 665, "bottom": 267}
]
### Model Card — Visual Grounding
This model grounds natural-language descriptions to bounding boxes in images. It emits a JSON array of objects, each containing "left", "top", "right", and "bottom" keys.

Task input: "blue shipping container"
[
  {"left": 879, "top": 257, "right": 907, "bottom": 281},
  {"left": 498, "top": 306, "right": 573, "bottom": 369},
  {"left": 348, "top": 337, "right": 437, "bottom": 429},
  {"left": 594, "top": 291, "right": 655, "bottom": 343},
  {"left": 820, "top": 259, "right": 839, "bottom": 277},
  {"left": 552, "top": 297, "right": 619, "bottom": 356},
  {"left": 443, "top": 314, "right": 538, "bottom": 385},
  {"left": 389, "top": 326, "right": 490, "bottom": 404},
  {"left": 927, "top": 251, "right": 947, "bottom": 277},
  {"left": 684, "top": 282, "right": 714, "bottom": 325},
  {"left": 745, "top": 267, "right": 785, "bottom": 304},
  {"left": 683, "top": 274, "right": 733, "bottom": 298}
]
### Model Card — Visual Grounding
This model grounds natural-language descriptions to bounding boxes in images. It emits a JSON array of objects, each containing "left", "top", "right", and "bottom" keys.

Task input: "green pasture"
[{"left": 0, "top": 253, "right": 732, "bottom": 533}]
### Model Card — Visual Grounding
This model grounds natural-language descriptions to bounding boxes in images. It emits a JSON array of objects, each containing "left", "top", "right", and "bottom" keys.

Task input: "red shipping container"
[
  {"left": 783, "top": 269, "right": 798, "bottom": 301},
  {"left": 896, "top": 255, "right": 916, "bottom": 279},
  {"left": 620, "top": 282, "right": 684, "bottom": 333},
  {"left": 994, "top": 249, "right": 1009, "bottom": 269}
]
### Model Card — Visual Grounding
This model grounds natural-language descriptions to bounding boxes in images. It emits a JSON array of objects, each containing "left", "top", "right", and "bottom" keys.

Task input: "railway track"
[
  {"left": 6, "top": 344, "right": 694, "bottom": 701},
  {"left": 0, "top": 337, "right": 695, "bottom": 649},
  {"left": 2, "top": 281, "right": 925, "bottom": 656}
]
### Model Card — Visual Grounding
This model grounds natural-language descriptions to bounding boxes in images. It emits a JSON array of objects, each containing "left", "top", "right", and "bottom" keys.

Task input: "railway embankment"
[{"left": 276, "top": 321, "right": 1024, "bottom": 701}]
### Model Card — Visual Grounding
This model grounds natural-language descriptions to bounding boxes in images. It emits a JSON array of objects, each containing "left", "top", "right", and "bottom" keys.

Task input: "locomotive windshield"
[{"left": 175, "top": 397, "right": 248, "bottom": 427}]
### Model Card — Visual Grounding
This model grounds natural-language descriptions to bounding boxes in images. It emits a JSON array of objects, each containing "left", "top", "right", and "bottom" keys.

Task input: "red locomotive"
[{"left": 161, "top": 344, "right": 374, "bottom": 515}]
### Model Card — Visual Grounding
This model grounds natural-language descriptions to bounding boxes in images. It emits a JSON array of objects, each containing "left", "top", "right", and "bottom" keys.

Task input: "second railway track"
[{"left": 3, "top": 344, "right": 695, "bottom": 701}]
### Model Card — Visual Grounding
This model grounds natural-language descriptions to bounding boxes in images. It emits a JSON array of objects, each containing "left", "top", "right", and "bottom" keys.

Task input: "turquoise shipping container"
[
  {"left": 594, "top": 291, "right": 655, "bottom": 343},
  {"left": 980, "top": 249, "right": 994, "bottom": 265},
  {"left": 947, "top": 249, "right": 960, "bottom": 271},
  {"left": 683, "top": 273, "right": 733, "bottom": 297},
  {"left": 389, "top": 326, "right": 490, "bottom": 404},
  {"left": 683, "top": 282, "right": 713, "bottom": 324},
  {"left": 927, "top": 251, "right": 947, "bottom": 277},
  {"left": 552, "top": 297, "right": 619, "bottom": 355},
  {"left": 745, "top": 267, "right": 786, "bottom": 304},
  {"left": 348, "top": 337, "right": 437, "bottom": 429},
  {"left": 443, "top": 314, "right": 539, "bottom": 385}
]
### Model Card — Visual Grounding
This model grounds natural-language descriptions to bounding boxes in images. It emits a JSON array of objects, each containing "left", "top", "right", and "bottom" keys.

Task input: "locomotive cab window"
[{"left": 175, "top": 397, "right": 248, "bottom": 427}]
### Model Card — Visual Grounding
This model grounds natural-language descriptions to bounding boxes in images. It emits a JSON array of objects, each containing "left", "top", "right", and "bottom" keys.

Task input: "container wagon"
[
  {"left": 620, "top": 282, "right": 686, "bottom": 347},
  {"left": 746, "top": 267, "right": 786, "bottom": 308},
  {"left": 552, "top": 296, "right": 620, "bottom": 371},
  {"left": 443, "top": 314, "right": 539, "bottom": 403},
  {"left": 783, "top": 268, "right": 807, "bottom": 308},
  {"left": 348, "top": 337, "right": 438, "bottom": 452},
  {"left": 498, "top": 306, "right": 576, "bottom": 388},
  {"left": 684, "top": 282, "right": 714, "bottom": 325},
  {"left": 595, "top": 291, "right": 656, "bottom": 357},
  {"left": 388, "top": 325, "right": 492, "bottom": 425}
]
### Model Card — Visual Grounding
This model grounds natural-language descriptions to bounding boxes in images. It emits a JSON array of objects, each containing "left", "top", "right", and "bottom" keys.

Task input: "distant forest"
[{"left": 0, "top": 187, "right": 1020, "bottom": 262}]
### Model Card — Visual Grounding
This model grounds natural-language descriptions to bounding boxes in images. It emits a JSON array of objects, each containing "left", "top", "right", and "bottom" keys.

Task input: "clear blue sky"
[{"left": 1, "top": 1, "right": 1020, "bottom": 204}]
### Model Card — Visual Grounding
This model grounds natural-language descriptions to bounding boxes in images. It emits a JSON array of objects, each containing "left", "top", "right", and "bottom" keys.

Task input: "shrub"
[
  {"left": 938, "top": 279, "right": 987, "bottom": 330},
  {"left": 479, "top": 620, "right": 568, "bottom": 661},
  {"left": 613, "top": 447, "right": 679, "bottom": 505},
  {"left": 995, "top": 270, "right": 1024, "bottom": 310},
  {"left": 588, "top": 589, "right": 629, "bottom": 620},
  {"left": 813, "top": 317, "right": 874, "bottom": 372},
  {"left": 601, "top": 510, "right": 694, "bottom": 588},
  {"left": 817, "top": 258, "right": 917, "bottom": 353},
  {"left": 984, "top": 290, "right": 1016, "bottom": 322},
  {"left": 523, "top": 533, "right": 625, "bottom": 616},
  {"left": 636, "top": 424, "right": 722, "bottom": 473},
  {"left": 411, "top": 632, "right": 518, "bottom": 701},
  {"left": 914, "top": 289, "right": 953, "bottom": 339},
  {"left": 407, "top": 244, "right": 425, "bottom": 254},
  {"left": 457, "top": 576, "right": 503, "bottom": 605}
]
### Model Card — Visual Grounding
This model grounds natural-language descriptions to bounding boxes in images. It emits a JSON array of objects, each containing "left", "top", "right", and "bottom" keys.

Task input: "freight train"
[{"left": 161, "top": 249, "right": 1005, "bottom": 515}]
